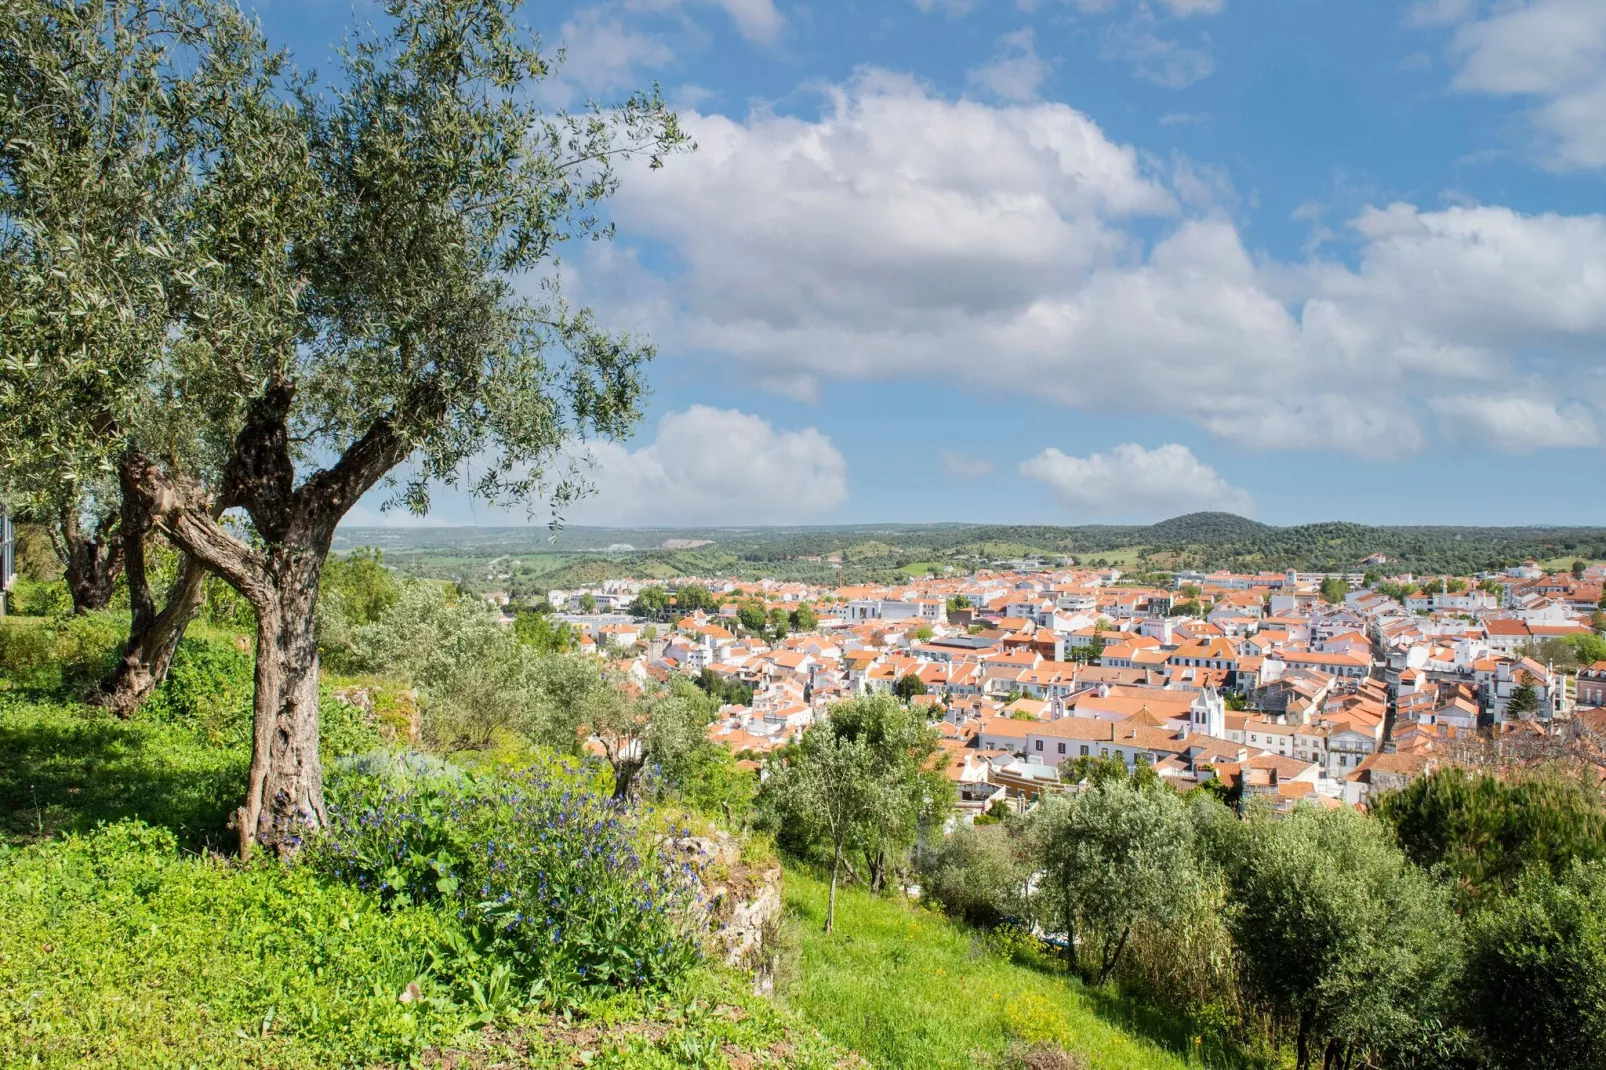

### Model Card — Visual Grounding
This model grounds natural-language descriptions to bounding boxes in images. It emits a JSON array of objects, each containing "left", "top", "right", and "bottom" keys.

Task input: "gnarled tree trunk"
[
  {"left": 235, "top": 557, "right": 327, "bottom": 857},
  {"left": 50, "top": 500, "right": 122, "bottom": 614},
  {"left": 95, "top": 468, "right": 206, "bottom": 714},
  {"left": 125, "top": 378, "right": 416, "bottom": 858}
]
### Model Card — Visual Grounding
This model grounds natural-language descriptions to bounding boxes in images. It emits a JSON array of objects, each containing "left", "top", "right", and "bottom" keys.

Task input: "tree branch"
[{"left": 123, "top": 451, "right": 273, "bottom": 605}]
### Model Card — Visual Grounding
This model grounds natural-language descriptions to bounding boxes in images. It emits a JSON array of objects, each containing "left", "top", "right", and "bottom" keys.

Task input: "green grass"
[
  {"left": 0, "top": 645, "right": 850, "bottom": 1070},
  {"left": 0, "top": 692, "right": 246, "bottom": 850},
  {"left": 894, "top": 561, "right": 949, "bottom": 577},
  {"left": 779, "top": 871, "right": 1246, "bottom": 1070},
  {"left": 0, "top": 821, "right": 850, "bottom": 1069},
  {"left": 0, "top": 821, "right": 476, "bottom": 1069}
]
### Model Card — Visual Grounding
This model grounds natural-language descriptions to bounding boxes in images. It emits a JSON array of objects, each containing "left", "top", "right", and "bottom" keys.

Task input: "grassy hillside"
[
  {"left": 0, "top": 625, "right": 851, "bottom": 1070},
  {"left": 780, "top": 871, "right": 1257, "bottom": 1070}
]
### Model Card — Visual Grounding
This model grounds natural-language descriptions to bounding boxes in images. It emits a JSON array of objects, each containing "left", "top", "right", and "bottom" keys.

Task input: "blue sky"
[{"left": 253, "top": 0, "right": 1606, "bottom": 528}]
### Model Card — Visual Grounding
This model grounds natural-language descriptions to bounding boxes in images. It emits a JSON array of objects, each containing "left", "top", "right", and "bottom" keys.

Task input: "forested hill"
[{"left": 337, "top": 512, "right": 1606, "bottom": 590}]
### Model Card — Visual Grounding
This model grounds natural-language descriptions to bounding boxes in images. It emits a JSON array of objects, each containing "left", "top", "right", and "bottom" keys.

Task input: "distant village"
[{"left": 484, "top": 556, "right": 1606, "bottom": 817}]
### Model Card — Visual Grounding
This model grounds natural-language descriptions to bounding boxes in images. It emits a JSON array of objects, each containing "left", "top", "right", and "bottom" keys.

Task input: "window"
[
  {"left": 1115, "top": 750, "right": 1124, "bottom": 762},
  {"left": 1057, "top": 742, "right": 1066, "bottom": 754},
  {"left": 1100, "top": 748, "right": 1108, "bottom": 758},
  {"left": 1034, "top": 740, "right": 1043, "bottom": 751},
  {"left": 1080, "top": 745, "right": 1089, "bottom": 756}
]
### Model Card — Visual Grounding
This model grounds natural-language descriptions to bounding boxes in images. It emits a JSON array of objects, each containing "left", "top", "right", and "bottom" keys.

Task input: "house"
[{"left": 1579, "top": 662, "right": 1606, "bottom": 708}]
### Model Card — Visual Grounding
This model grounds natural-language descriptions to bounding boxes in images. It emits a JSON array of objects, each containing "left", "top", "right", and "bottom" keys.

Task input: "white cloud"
[
  {"left": 967, "top": 29, "right": 1051, "bottom": 103},
  {"left": 706, "top": 0, "right": 784, "bottom": 43},
  {"left": 628, "top": 0, "right": 785, "bottom": 43},
  {"left": 1406, "top": 0, "right": 1475, "bottom": 28},
  {"left": 1429, "top": 0, "right": 1606, "bottom": 169},
  {"left": 1101, "top": 15, "right": 1215, "bottom": 88},
  {"left": 565, "top": 406, "right": 848, "bottom": 525},
  {"left": 1106, "top": 33, "right": 1212, "bottom": 88},
  {"left": 941, "top": 450, "right": 995, "bottom": 477},
  {"left": 1019, "top": 443, "right": 1254, "bottom": 520},
  {"left": 1429, "top": 395, "right": 1601, "bottom": 451},
  {"left": 594, "top": 72, "right": 1606, "bottom": 460},
  {"left": 543, "top": 9, "right": 677, "bottom": 107}
]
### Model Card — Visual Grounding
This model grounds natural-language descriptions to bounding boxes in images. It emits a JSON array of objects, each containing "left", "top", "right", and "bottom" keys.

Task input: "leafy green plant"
[
  {"left": 141, "top": 635, "right": 255, "bottom": 746},
  {"left": 308, "top": 753, "right": 702, "bottom": 1008}
]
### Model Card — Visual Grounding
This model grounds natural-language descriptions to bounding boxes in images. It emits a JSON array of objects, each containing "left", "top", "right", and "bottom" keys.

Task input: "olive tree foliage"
[
  {"left": 809, "top": 692, "right": 950, "bottom": 892},
  {"left": 1465, "top": 863, "right": 1606, "bottom": 1070},
  {"left": 918, "top": 822, "right": 1033, "bottom": 929},
  {"left": 761, "top": 727, "right": 891, "bottom": 934},
  {"left": 4, "top": 0, "right": 687, "bottom": 855},
  {"left": 0, "top": 0, "right": 221, "bottom": 700},
  {"left": 1031, "top": 777, "right": 1199, "bottom": 986},
  {"left": 339, "top": 580, "right": 545, "bottom": 750},
  {"left": 1220, "top": 805, "right": 1468, "bottom": 1070}
]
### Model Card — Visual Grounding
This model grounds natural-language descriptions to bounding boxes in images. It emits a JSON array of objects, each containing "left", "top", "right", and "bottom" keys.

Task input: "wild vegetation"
[{"left": 908, "top": 762, "right": 1606, "bottom": 1070}]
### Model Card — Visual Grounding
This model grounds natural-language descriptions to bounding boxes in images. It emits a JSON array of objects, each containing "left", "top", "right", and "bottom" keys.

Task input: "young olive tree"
[
  {"left": 818, "top": 691, "right": 949, "bottom": 892},
  {"left": 12, "top": 0, "right": 686, "bottom": 854},
  {"left": 1032, "top": 777, "right": 1198, "bottom": 985},
  {"left": 763, "top": 728, "right": 887, "bottom": 933}
]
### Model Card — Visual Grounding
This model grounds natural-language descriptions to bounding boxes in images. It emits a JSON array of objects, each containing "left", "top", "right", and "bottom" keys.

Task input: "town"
[{"left": 519, "top": 557, "right": 1606, "bottom": 816}]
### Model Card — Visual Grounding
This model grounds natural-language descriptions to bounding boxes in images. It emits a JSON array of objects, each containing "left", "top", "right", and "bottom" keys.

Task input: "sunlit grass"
[{"left": 780, "top": 870, "right": 1255, "bottom": 1070}]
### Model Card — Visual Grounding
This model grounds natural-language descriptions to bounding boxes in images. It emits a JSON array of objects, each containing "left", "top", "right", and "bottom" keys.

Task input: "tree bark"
[
  {"left": 96, "top": 554, "right": 205, "bottom": 714},
  {"left": 235, "top": 565, "right": 326, "bottom": 859},
  {"left": 50, "top": 501, "right": 122, "bottom": 614},
  {"left": 1096, "top": 924, "right": 1131, "bottom": 986},
  {"left": 1295, "top": 1009, "right": 1314, "bottom": 1070},
  {"left": 124, "top": 378, "right": 420, "bottom": 857},
  {"left": 95, "top": 469, "right": 205, "bottom": 714},
  {"left": 827, "top": 842, "right": 842, "bottom": 934},
  {"left": 611, "top": 755, "right": 644, "bottom": 800}
]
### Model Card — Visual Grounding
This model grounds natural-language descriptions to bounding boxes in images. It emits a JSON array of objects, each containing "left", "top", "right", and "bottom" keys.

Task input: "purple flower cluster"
[{"left": 308, "top": 755, "right": 701, "bottom": 1004}]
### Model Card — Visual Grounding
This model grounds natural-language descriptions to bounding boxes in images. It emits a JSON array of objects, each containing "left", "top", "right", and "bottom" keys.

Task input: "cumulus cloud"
[
  {"left": 1426, "top": 0, "right": 1606, "bottom": 169},
  {"left": 592, "top": 71, "right": 1606, "bottom": 460},
  {"left": 1019, "top": 443, "right": 1254, "bottom": 520},
  {"left": 565, "top": 406, "right": 848, "bottom": 525},
  {"left": 968, "top": 29, "right": 1052, "bottom": 103},
  {"left": 1429, "top": 395, "right": 1601, "bottom": 451},
  {"left": 941, "top": 450, "right": 995, "bottom": 477},
  {"left": 542, "top": 9, "right": 677, "bottom": 107}
]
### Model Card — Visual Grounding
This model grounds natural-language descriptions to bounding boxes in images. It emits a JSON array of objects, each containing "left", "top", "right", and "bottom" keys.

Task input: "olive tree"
[
  {"left": 13, "top": 0, "right": 686, "bottom": 855},
  {"left": 1032, "top": 777, "right": 1198, "bottom": 985},
  {"left": 1224, "top": 805, "right": 1465, "bottom": 1070},
  {"left": 762, "top": 727, "right": 888, "bottom": 933},
  {"left": 0, "top": 0, "right": 216, "bottom": 702}
]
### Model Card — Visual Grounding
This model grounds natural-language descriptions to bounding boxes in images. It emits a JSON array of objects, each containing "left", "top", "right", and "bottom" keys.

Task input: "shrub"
[
  {"left": 309, "top": 753, "right": 702, "bottom": 1008},
  {"left": 919, "top": 823, "right": 1031, "bottom": 928},
  {"left": 142, "top": 635, "right": 255, "bottom": 746},
  {"left": 1464, "top": 862, "right": 1606, "bottom": 1069},
  {"left": 0, "top": 612, "right": 124, "bottom": 693},
  {"left": 8, "top": 576, "right": 71, "bottom": 617}
]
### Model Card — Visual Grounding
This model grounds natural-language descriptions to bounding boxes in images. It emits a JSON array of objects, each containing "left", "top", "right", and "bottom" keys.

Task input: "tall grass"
[{"left": 779, "top": 870, "right": 1259, "bottom": 1070}]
